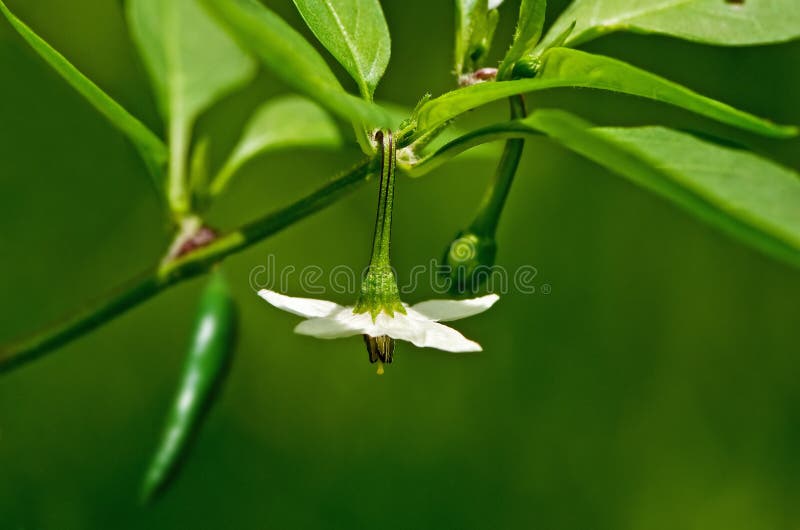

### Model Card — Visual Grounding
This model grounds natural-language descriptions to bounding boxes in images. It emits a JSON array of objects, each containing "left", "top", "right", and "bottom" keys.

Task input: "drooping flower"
[
  {"left": 257, "top": 130, "right": 499, "bottom": 373},
  {"left": 258, "top": 290, "right": 499, "bottom": 365}
]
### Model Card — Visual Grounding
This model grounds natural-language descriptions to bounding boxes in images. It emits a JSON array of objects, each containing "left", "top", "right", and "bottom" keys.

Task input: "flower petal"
[
  {"left": 257, "top": 289, "right": 342, "bottom": 318},
  {"left": 410, "top": 294, "right": 499, "bottom": 322},
  {"left": 375, "top": 313, "right": 482, "bottom": 352},
  {"left": 294, "top": 308, "right": 372, "bottom": 339}
]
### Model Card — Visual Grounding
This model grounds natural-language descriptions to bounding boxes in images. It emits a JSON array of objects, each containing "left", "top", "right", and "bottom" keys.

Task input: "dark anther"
[{"left": 363, "top": 335, "right": 395, "bottom": 364}]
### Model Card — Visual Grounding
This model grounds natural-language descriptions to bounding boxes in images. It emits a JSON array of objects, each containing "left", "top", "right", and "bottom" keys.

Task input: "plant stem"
[
  {"left": 400, "top": 120, "right": 540, "bottom": 177},
  {"left": 0, "top": 158, "right": 375, "bottom": 374},
  {"left": 469, "top": 95, "right": 527, "bottom": 238},
  {"left": 208, "top": 158, "right": 238, "bottom": 198},
  {"left": 354, "top": 131, "right": 403, "bottom": 317},
  {"left": 169, "top": 119, "right": 191, "bottom": 218},
  {"left": 0, "top": 274, "right": 164, "bottom": 374},
  {"left": 367, "top": 130, "right": 396, "bottom": 268}
]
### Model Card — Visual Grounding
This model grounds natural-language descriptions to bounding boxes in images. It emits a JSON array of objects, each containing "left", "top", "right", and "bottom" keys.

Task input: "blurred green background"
[{"left": 2, "top": 1, "right": 800, "bottom": 528}]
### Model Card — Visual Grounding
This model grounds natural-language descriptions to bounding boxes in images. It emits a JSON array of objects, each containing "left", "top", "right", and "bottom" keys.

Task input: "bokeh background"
[{"left": 2, "top": 1, "right": 800, "bottom": 528}]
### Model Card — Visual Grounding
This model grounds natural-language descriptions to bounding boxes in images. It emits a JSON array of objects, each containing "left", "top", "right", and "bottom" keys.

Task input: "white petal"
[
  {"left": 488, "top": 0, "right": 504, "bottom": 10},
  {"left": 410, "top": 294, "right": 499, "bottom": 322},
  {"left": 257, "top": 289, "right": 341, "bottom": 318},
  {"left": 294, "top": 318, "right": 359, "bottom": 339},
  {"left": 294, "top": 308, "right": 372, "bottom": 339},
  {"left": 374, "top": 313, "right": 482, "bottom": 352}
]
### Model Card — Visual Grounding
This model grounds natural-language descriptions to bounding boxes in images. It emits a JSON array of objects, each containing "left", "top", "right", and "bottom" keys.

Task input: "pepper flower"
[{"left": 257, "top": 130, "right": 499, "bottom": 373}]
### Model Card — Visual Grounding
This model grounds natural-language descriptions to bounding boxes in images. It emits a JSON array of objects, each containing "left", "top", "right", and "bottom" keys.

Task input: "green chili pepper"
[{"left": 141, "top": 269, "right": 236, "bottom": 503}]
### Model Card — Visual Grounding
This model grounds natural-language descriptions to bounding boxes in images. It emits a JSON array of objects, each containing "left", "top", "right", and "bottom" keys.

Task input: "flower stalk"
[
  {"left": 469, "top": 95, "right": 527, "bottom": 238},
  {"left": 254, "top": 130, "right": 500, "bottom": 374},
  {"left": 355, "top": 130, "right": 405, "bottom": 319},
  {"left": 367, "top": 130, "right": 397, "bottom": 269},
  {"left": 443, "top": 95, "right": 527, "bottom": 294}
]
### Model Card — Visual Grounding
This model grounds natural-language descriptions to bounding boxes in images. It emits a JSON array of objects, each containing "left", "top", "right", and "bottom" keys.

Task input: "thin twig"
[{"left": 0, "top": 158, "right": 375, "bottom": 374}]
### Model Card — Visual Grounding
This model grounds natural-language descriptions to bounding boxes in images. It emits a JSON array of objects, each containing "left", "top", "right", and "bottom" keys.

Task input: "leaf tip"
[
  {"left": 763, "top": 122, "right": 800, "bottom": 139},
  {"left": 780, "top": 125, "right": 800, "bottom": 138}
]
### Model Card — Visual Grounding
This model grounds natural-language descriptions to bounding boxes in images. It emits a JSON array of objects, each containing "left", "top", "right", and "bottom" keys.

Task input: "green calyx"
[
  {"left": 354, "top": 264, "right": 405, "bottom": 319},
  {"left": 354, "top": 130, "right": 406, "bottom": 319}
]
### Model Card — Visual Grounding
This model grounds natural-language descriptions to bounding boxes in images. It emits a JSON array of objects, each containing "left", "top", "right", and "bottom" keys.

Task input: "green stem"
[
  {"left": 208, "top": 158, "right": 239, "bottom": 198},
  {"left": 367, "top": 130, "right": 396, "bottom": 268},
  {"left": 169, "top": 119, "right": 191, "bottom": 218},
  {"left": 0, "top": 158, "right": 375, "bottom": 374},
  {"left": 354, "top": 130, "right": 403, "bottom": 317},
  {"left": 0, "top": 274, "right": 164, "bottom": 374},
  {"left": 469, "top": 95, "right": 527, "bottom": 238},
  {"left": 401, "top": 120, "right": 540, "bottom": 177}
]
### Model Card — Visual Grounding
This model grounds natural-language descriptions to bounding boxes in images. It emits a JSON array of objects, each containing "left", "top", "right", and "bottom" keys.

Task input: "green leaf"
[
  {"left": 0, "top": 0, "right": 168, "bottom": 187},
  {"left": 455, "top": 0, "right": 485, "bottom": 76},
  {"left": 525, "top": 110, "right": 800, "bottom": 268},
  {"left": 541, "top": 19, "right": 576, "bottom": 51},
  {"left": 455, "top": 0, "right": 502, "bottom": 77},
  {"left": 210, "top": 95, "right": 344, "bottom": 196},
  {"left": 127, "top": 0, "right": 256, "bottom": 216},
  {"left": 200, "top": 0, "right": 393, "bottom": 134},
  {"left": 409, "top": 111, "right": 800, "bottom": 267},
  {"left": 538, "top": 0, "right": 800, "bottom": 50},
  {"left": 292, "top": 0, "right": 390, "bottom": 99},
  {"left": 497, "top": 0, "right": 546, "bottom": 80},
  {"left": 410, "top": 47, "right": 796, "bottom": 141}
]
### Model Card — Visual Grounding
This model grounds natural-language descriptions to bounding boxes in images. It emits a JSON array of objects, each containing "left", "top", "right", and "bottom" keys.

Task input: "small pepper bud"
[
  {"left": 511, "top": 57, "right": 541, "bottom": 79},
  {"left": 441, "top": 230, "right": 498, "bottom": 295}
]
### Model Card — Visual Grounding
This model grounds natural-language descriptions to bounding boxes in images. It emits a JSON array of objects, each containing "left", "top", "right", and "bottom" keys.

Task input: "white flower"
[
  {"left": 258, "top": 289, "right": 499, "bottom": 353},
  {"left": 255, "top": 130, "right": 500, "bottom": 375}
]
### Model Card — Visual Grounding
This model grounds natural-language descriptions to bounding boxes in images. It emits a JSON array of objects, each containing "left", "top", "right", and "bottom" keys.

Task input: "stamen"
[{"left": 363, "top": 335, "right": 395, "bottom": 365}]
